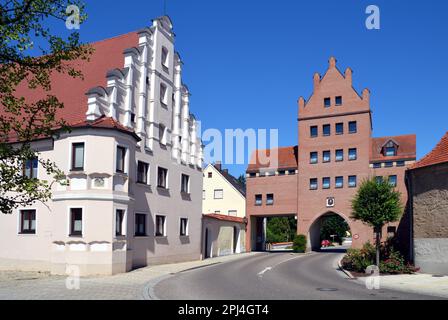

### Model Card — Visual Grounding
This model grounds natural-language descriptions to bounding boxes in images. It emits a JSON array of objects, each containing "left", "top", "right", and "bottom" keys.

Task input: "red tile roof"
[
  {"left": 370, "top": 134, "right": 416, "bottom": 162},
  {"left": 247, "top": 146, "right": 298, "bottom": 172},
  {"left": 69, "top": 116, "right": 140, "bottom": 140},
  {"left": 203, "top": 214, "right": 246, "bottom": 224},
  {"left": 411, "top": 131, "right": 448, "bottom": 169},
  {"left": 1, "top": 31, "right": 138, "bottom": 127}
]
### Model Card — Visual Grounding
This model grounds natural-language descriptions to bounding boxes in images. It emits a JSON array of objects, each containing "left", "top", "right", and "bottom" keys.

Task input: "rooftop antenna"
[{"left": 163, "top": 0, "right": 167, "bottom": 16}]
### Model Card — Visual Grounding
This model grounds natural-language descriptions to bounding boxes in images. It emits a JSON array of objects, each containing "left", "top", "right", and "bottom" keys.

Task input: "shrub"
[
  {"left": 292, "top": 234, "right": 307, "bottom": 252},
  {"left": 341, "top": 241, "right": 419, "bottom": 274}
]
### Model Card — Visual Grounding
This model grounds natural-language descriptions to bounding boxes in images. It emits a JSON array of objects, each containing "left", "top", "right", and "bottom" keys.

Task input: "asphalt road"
[{"left": 152, "top": 249, "right": 440, "bottom": 300}]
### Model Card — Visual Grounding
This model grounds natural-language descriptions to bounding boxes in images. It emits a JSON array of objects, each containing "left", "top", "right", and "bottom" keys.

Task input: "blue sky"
[{"left": 73, "top": 0, "right": 447, "bottom": 177}]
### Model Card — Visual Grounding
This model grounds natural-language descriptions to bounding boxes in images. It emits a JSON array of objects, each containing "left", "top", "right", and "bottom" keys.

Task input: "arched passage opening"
[{"left": 308, "top": 211, "right": 352, "bottom": 251}]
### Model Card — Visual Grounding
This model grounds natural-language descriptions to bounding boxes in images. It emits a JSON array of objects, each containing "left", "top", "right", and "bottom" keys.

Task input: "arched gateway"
[
  {"left": 245, "top": 57, "right": 416, "bottom": 252},
  {"left": 307, "top": 211, "right": 352, "bottom": 251}
]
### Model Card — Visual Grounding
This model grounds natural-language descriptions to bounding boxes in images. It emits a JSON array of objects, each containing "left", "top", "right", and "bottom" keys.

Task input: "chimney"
[
  {"left": 223, "top": 169, "right": 229, "bottom": 174},
  {"left": 214, "top": 161, "right": 222, "bottom": 171}
]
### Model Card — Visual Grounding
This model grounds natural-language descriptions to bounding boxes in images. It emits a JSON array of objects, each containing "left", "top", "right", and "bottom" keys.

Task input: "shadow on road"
[{"left": 315, "top": 247, "right": 348, "bottom": 253}]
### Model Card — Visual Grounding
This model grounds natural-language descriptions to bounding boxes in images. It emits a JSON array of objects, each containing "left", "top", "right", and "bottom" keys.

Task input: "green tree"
[
  {"left": 236, "top": 174, "right": 246, "bottom": 188},
  {"left": 0, "top": 1, "right": 92, "bottom": 214},
  {"left": 266, "top": 217, "right": 297, "bottom": 243},
  {"left": 320, "top": 215, "right": 350, "bottom": 245},
  {"left": 351, "top": 177, "right": 402, "bottom": 267}
]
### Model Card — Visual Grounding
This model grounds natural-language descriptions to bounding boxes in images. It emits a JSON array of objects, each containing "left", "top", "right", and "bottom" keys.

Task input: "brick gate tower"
[{"left": 246, "top": 57, "right": 416, "bottom": 251}]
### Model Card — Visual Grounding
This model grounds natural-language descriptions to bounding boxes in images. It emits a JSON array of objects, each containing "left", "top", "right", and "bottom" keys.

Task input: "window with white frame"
[
  {"left": 202, "top": 190, "right": 206, "bottom": 200},
  {"left": 214, "top": 189, "right": 223, "bottom": 199},
  {"left": 266, "top": 194, "right": 274, "bottom": 205},
  {"left": 180, "top": 218, "right": 188, "bottom": 236},
  {"left": 116, "top": 209, "right": 125, "bottom": 236},
  {"left": 137, "top": 161, "right": 149, "bottom": 184},
  {"left": 71, "top": 142, "right": 84, "bottom": 171},
  {"left": 116, "top": 146, "right": 126, "bottom": 173},
  {"left": 181, "top": 174, "right": 190, "bottom": 193},
  {"left": 19, "top": 209, "right": 36, "bottom": 234},
  {"left": 69, "top": 208, "right": 83, "bottom": 237},
  {"left": 228, "top": 210, "right": 237, "bottom": 216},
  {"left": 155, "top": 215, "right": 166, "bottom": 237},
  {"left": 157, "top": 167, "right": 168, "bottom": 189},
  {"left": 22, "top": 157, "right": 38, "bottom": 179}
]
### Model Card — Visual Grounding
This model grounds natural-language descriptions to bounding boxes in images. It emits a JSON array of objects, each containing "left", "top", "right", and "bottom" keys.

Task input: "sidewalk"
[
  {"left": 356, "top": 273, "right": 448, "bottom": 299},
  {"left": 0, "top": 252, "right": 259, "bottom": 300}
]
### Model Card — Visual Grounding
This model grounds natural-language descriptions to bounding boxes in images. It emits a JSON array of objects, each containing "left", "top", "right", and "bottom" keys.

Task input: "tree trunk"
[{"left": 375, "top": 226, "right": 382, "bottom": 267}]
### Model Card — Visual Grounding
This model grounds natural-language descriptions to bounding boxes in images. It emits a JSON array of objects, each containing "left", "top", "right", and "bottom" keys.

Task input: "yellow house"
[{"left": 202, "top": 163, "right": 246, "bottom": 257}]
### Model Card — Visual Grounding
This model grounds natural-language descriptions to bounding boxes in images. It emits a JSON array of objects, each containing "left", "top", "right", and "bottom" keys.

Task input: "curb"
[{"left": 337, "top": 257, "right": 357, "bottom": 279}]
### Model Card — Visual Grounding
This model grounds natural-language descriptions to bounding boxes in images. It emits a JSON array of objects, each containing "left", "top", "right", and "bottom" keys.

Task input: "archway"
[{"left": 308, "top": 211, "right": 352, "bottom": 251}]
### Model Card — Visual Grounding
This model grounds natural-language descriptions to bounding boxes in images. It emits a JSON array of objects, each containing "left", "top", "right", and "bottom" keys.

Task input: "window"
[
  {"left": 214, "top": 210, "right": 221, "bottom": 214},
  {"left": 135, "top": 214, "right": 146, "bottom": 236},
  {"left": 161, "top": 47, "right": 169, "bottom": 68},
  {"left": 180, "top": 218, "right": 188, "bottom": 236},
  {"left": 23, "top": 158, "right": 38, "bottom": 179},
  {"left": 71, "top": 142, "right": 84, "bottom": 171},
  {"left": 396, "top": 161, "right": 405, "bottom": 167},
  {"left": 323, "top": 124, "right": 331, "bottom": 136},
  {"left": 160, "top": 83, "right": 168, "bottom": 106},
  {"left": 323, "top": 150, "right": 331, "bottom": 163},
  {"left": 288, "top": 170, "right": 296, "bottom": 175},
  {"left": 278, "top": 170, "right": 286, "bottom": 176},
  {"left": 266, "top": 194, "right": 274, "bottom": 205},
  {"left": 208, "top": 172, "right": 212, "bottom": 178},
  {"left": 385, "top": 146, "right": 397, "bottom": 156},
  {"left": 131, "top": 112, "right": 136, "bottom": 123},
  {"left": 157, "top": 167, "right": 168, "bottom": 189},
  {"left": 249, "top": 172, "right": 256, "bottom": 178},
  {"left": 389, "top": 175, "right": 397, "bottom": 187},
  {"left": 255, "top": 194, "right": 262, "bottom": 205},
  {"left": 155, "top": 215, "right": 166, "bottom": 237},
  {"left": 336, "top": 149, "right": 344, "bottom": 162},
  {"left": 137, "top": 161, "right": 149, "bottom": 184},
  {"left": 348, "top": 148, "right": 357, "bottom": 161},
  {"left": 214, "top": 189, "right": 223, "bottom": 199},
  {"left": 116, "top": 209, "right": 125, "bottom": 236},
  {"left": 324, "top": 97, "right": 331, "bottom": 107},
  {"left": 373, "top": 162, "right": 382, "bottom": 169},
  {"left": 228, "top": 210, "right": 237, "bottom": 216},
  {"left": 310, "top": 126, "right": 318, "bottom": 138},
  {"left": 387, "top": 226, "right": 397, "bottom": 235},
  {"left": 349, "top": 121, "right": 357, "bottom": 133},
  {"left": 116, "top": 146, "right": 126, "bottom": 173},
  {"left": 310, "top": 152, "right": 318, "bottom": 164},
  {"left": 335, "top": 96, "right": 342, "bottom": 106},
  {"left": 181, "top": 174, "right": 190, "bottom": 193},
  {"left": 20, "top": 209, "right": 36, "bottom": 234},
  {"left": 336, "top": 122, "right": 344, "bottom": 135},
  {"left": 310, "top": 178, "right": 318, "bottom": 190},
  {"left": 159, "top": 124, "right": 167, "bottom": 145},
  {"left": 202, "top": 190, "right": 206, "bottom": 200},
  {"left": 70, "top": 208, "right": 83, "bottom": 237},
  {"left": 385, "top": 162, "right": 393, "bottom": 168},
  {"left": 322, "top": 177, "right": 330, "bottom": 189},
  {"left": 335, "top": 176, "right": 344, "bottom": 188},
  {"left": 376, "top": 176, "right": 383, "bottom": 184},
  {"left": 348, "top": 175, "right": 357, "bottom": 188}
]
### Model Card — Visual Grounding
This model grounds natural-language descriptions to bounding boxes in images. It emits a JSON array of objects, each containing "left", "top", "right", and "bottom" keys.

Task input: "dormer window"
[
  {"left": 161, "top": 47, "right": 169, "bottom": 71},
  {"left": 382, "top": 140, "right": 398, "bottom": 157}
]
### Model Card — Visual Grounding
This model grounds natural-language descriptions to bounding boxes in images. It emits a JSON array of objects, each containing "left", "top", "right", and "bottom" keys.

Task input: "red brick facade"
[{"left": 246, "top": 57, "right": 416, "bottom": 251}]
